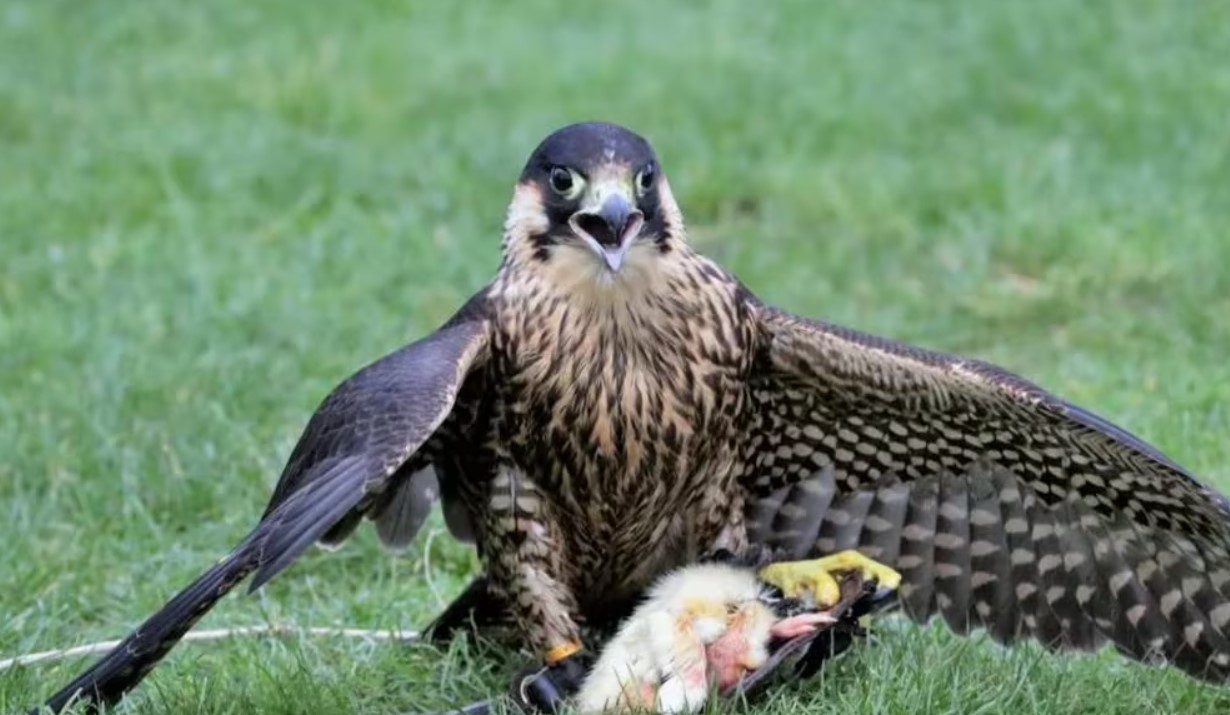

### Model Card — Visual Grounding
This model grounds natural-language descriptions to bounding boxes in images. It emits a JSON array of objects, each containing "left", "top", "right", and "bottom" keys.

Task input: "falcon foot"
[
  {"left": 758, "top": 550, "right": 902, "bottom": 608},
  {"left": 573, "top": 563, "right": 819, "bottom": 714},
  {"left": 428, "top": 564, "right": 897, "bottom": 715},
  {"left": 511, "top": 651, "right": 591, "bottom": 714},
  {"left": 728, "top": 567, "right": 887, "bottom": 695}
]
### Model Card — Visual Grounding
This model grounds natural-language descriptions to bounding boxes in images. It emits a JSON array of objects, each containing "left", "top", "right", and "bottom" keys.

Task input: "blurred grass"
[{"left": 2, "top": 0, "right": 1230, "bottom": 712}]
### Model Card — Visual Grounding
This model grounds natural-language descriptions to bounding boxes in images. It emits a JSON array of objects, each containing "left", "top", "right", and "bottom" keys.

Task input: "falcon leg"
[
  {"left": 759, "top": 550, "right": 902, "bottom": 607},
  {"left": 696, "top": 487, "right": 754, "bottom": 564},
  {"left": 482, "top": 466, "right": 584, "bottom": 663},
  {"left": 422, "top": 575, "right": 512, "bottom": 644}
]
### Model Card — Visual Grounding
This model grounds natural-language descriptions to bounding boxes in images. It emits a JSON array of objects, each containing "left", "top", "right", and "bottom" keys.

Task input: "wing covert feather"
[
  {"left": 743, "top": 300, "right": 1230, "bottom": 680},
  {"left": 249, "top": 316, "right": 490, "bottom": 586}
]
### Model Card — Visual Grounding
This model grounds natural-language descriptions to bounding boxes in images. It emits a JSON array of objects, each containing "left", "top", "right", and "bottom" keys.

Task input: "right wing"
[
  {"left": 250, "top": 309, "right": 492, "bottom": 587},
  {"left": 41, "top": 304, "right": 493, "bottom": 712}
]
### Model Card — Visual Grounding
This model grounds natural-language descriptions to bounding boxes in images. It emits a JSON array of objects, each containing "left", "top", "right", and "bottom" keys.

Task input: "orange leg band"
[{"left": 545, "top": 640, "right": 583, "bottom": 664}]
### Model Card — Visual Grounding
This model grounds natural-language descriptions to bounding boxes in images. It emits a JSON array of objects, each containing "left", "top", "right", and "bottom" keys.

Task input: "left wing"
[{"left": 740, "top": 299, "right": 1230, "bottom": 681}]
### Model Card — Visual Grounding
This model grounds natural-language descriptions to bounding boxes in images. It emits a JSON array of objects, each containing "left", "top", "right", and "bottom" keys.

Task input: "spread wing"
[
  {"left": 39, "top": 302, "right": 494, "bottom": 713},
  {"left": 742, "top": 301, "right": 1230, "bottom": 680},
  {"left": 248, "top": 308, "right": 491, "bottom": 589}
]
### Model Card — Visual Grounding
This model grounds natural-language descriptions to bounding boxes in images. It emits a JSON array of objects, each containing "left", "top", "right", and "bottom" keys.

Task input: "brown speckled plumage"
[
  {"left": 742, "top": 307, "right": 1230, "bottom": 675},
  {"left": 42, "top": 122, "right": 1230, "bottom": 712}
]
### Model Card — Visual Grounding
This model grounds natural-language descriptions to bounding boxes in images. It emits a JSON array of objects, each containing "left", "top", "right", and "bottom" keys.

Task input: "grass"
[{"left": 2, "top": 0, "right": 1230, "bottom": 712}]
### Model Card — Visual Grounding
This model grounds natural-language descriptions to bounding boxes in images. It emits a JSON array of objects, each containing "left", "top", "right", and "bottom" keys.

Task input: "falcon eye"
[
  {"left": 636, "top": 165, "right": 656, "bottom": 195},
  {"left": 549, "top": 166, "right": 582, "bottom": 199}
]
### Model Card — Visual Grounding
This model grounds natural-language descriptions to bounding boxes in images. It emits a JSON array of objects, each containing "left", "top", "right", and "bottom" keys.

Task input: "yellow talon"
[{"left": 758, "top": 551, "right": 902, "bottom": 608}]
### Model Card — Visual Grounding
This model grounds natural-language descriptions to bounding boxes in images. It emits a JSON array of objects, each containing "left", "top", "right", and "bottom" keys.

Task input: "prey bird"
[
  {"left": 574, "top": 562, "right": 842, "bottom": 714},
  {"left": 41, "top": 122, "right": 1230, "bottom": 712}
]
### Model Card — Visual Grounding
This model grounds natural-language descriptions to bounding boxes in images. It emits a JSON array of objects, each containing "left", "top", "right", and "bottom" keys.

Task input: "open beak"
[{"left": 569, "top": 187, "right": 644, "bottom": 272}]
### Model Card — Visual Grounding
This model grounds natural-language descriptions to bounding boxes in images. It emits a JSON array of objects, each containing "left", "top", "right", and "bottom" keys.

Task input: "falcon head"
[{"left": 503, "top": 122, "right": 686, "bottom": 280}]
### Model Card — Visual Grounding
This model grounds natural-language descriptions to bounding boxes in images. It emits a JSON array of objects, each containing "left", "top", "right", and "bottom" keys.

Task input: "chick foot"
[{"left": 758, "top": 550, "right": 902, "bottom": 608}]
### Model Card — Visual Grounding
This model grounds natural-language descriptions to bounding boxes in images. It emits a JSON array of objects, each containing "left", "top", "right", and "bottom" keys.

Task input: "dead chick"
[{"left": 574, "top": 563, "right": 835, "bottom": 714}]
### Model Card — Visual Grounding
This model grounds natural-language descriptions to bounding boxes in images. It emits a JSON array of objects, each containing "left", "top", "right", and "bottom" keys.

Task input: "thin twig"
[{"left": 0, "top": 625, "right": 419, "bottom": 672}]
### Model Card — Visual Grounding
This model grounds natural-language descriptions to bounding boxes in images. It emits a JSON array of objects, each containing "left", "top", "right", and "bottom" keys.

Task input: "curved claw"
[{"left": 511, "top": 652, "right": 591, "bottom": 714}]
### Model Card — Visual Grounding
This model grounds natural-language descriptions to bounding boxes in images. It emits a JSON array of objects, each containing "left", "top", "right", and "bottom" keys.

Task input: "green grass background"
[{"left": 3, "top": 0, "right": 1230, "bottom": 712}]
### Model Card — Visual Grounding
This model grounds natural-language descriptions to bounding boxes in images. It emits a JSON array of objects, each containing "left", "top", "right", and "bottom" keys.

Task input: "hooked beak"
[{"left": 569, "top": 191, "right": 644, "bottom": 272}]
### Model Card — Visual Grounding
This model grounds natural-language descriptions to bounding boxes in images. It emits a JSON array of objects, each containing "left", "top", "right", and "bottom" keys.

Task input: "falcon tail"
[{"left": 40, "top": 548, "right": 256, "bottom": 714}]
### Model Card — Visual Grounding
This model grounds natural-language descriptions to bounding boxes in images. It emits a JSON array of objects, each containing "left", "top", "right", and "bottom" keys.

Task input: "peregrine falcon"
[{"left": 41, "top": 122, "right": 1230, "bottom": 712}]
